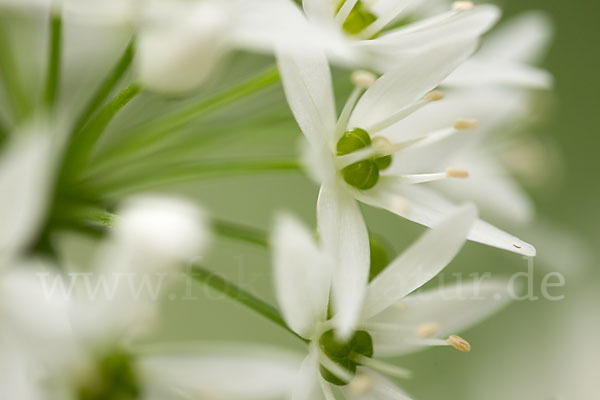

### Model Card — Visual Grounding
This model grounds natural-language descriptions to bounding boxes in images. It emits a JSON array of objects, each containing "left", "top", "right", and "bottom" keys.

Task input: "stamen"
[
  {"left": 452, "top": 1, "right": 475, "bottom": 11},
  {"left": 351, "top": 70, "right": 377, "bottom": 89},
  {"left": 368, "top": 93, "right": 440, "bottom": 134},
  {"left": 348, "top": 373, "right": 374, "bottom": 395},
  {"left": 424, "top": 90, "right": 445, "bottom": 102},
  {"left": 454, "top": 118, "right": 478, "bottom": 130},
  {"left": 445, "top": 168, "right": 469, "bottom": 178},
  {"left": 398, "top": 169, "right": 468, "bottom": 184},
  {"left": 351, "top": 354, "right": 412, "bottom": 379},
  {"left": 317, "top": 347, "right": 354, "bottom": 383},
  {"left": 415, "top": 322, "right": 441, "bottom": 338},
  {"left": 446, "top": 335, "right": 471, "bottom": 352}
]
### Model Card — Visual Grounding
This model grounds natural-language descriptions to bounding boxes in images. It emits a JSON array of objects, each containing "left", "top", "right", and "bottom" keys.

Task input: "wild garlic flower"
[
  {"left": 277, "top": 39, "right": 536, "bottom": 269},
  {"left": 300, "top": 0, "right": 499, "bottom": 72},
  {"left": 272, "top": 205, "right": 512, "bottom": 399},
  {"left": 135, "top": 0, "right": 310, "bottom": 93}
]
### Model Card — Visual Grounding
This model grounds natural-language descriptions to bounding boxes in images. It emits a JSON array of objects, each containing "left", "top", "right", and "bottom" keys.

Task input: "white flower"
[
  {"left": 300, "top": 0, "right": 499, "bottom": 73},
  {"left": 135, "top": 0, "right": 310, "bottom": 93},
  {"left": 272, "top": 205, "right": 513, "bottom": 399},
  {"left": 276, "top": 38, "right": 536, "bottom": 288}
]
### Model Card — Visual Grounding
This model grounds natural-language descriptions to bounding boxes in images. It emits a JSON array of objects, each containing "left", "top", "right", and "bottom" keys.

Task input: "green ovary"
[
  {"left": 336, "top": 128, "right": 392, "bottom": 190},
  {"left": 319, "top": 329, "right": 374, "bottom": 385}
]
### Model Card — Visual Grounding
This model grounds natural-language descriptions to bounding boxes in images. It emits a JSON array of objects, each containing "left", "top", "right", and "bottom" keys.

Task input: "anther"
[
  {"left": 453, "top": 119, "right": 478, "bottom": 130},
  {"left": 424, "top": 90, "right": 444, "bottom": 102},
  {"left": 452, "top": 1, "right": 474, "bottom": 11},
  {"left": 415, "top": 322, "right": 440, "bottom": 338},
  {"left": 348, "top": 373, "right": 374, "bottom": 395},
  {"left": 352, "top": 70, "right": 377, "bottom": 89},
  {"left": 445, "top": 168, "right": 469, "bottom": 179},
  {"left": 446, "top": 335, "right": 471, "bottom": 352}
]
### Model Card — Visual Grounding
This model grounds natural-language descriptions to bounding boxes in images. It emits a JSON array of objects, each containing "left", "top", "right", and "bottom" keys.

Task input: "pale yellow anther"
[
  {"left": 372, "top": 136, "right": 394, "bottom": 155},
  {"left": 454, "top": 119, "right": 478, "bottom": 130},
  {"left": 446, "top": 168, "right": 469, "bottom": 179},
  {"left": 452, "top": 1, "right": 474, "bottom": 11},
  {"left": 349, "top": 373, "right": 374, "bottom": 395},
  {"left": 415, "top": 322, "right": 441, "bottom": 338},
  {"left": 352, "top": 70, "right": 377, "bottom": 89},
  {"left": 393, "top": 197, "right": 411, "bottom": 215},
  {"left": 446, "top": 335, "right": 471, "bottom": 352},
  {"left": 424, "top": 90, "right": 444, "bottom": 101}
]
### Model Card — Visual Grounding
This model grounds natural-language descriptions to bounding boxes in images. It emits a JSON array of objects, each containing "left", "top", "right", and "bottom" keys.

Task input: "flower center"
[
  {"left": 337, "top": 0, "right": 377, "bottom": 35},
  {"left": 318, "top": 329, "right": 374, "bottom": 386},
  {"left": 336, "top": 128, "right": 392, "bottom": 190},
  {"left": 77, "top": 350, "right": 141, "bottom": 400}
]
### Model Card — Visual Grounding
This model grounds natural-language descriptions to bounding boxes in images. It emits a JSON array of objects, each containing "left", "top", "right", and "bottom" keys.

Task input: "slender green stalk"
[
  {"left": 0, "top": 24, "right": 30, "bottom": 121},
  {"left": 190, "top": 265, "right": 308, "bottom": 344},
  {"left": 90, "top": 158, "right": 300, "bottom": 195},
  {"left": 61, "top": 83, "right": 141, "bottom": 183},
  {"left": 93, "top": 67, "right": 280, "bottom": 167},
  {"left": 44, "top": 12, "right": 62, "bottom": 108},
  {"left": 212, "top": 219, "right": 269, "bottom": 247},
  {"left": 72, "top": 38, "right": 135, "bottom": 134}
]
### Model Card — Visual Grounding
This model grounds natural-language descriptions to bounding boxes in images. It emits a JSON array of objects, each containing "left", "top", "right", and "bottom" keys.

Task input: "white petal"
[
  {"left": 445, "top": 59, "right": 553, "bottom": 88},
  {"left": 139, "top": 345, "right": 301, "bottom": 400},
  {"left": 272, "top": 213, "right": 331, "bottom": 338},
  {"left": 136, "top": 1, "right": 231, "bottom": 94},
  {"left": 357, "top": 181, "right": 536, "bottom": 256},
  {"left": 368, "top": 279, "right": 512, "bottom": 355},
  {"left": 303, "top": 0, "right": 335, "bottom": 24},
  {"left": 292, "top": 346, "right": 329, "bottom": 400},
  {"left": 349, "top": 39, "right": 477, "bottom": 130},
  {"left": 478, "top": 11, "right": 554, "bottom": 64},
  {"left": 317, "top": 181, "right": 370, "bottom": 340},
  {"left": 344, "top": 369, "right": 413, "bottom": 400},
  {"left": 0, "top": 133, "right": 52, "bottom": 260},
  {"left": 358, "top": 6, "right": 499, "bottom": 71},
  {"left": 362, "top": 204, "right": 476, "bottom": 319},
  {"left": 277, "top": 45, "right": 337, "bottom": 149}
]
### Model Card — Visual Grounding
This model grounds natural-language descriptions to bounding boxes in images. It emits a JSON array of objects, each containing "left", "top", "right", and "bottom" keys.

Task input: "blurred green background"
[{"left": 2, "top": 0, "right": 599, "bottom": 398}]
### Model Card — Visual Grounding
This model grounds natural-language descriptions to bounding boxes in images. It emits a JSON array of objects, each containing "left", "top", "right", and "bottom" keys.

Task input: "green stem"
[
  {"left": 89, "top": 158, "right": 300, "bottom": 196},
  {"left": 212, "top": 219, "right": 269, "bottom": 247},
  {"left": 93, "top": 66, "right": 280, "bottom": 167},
  {"left": 44, "top": 12, "right": 62, "bottom": 108},
  {"left": 61, "top": 83, "right": 141, "bottom": 183},
  {"left": 0, "top": 24, "right": 30, "bottom": 121},
  {"left": 190, "top": 265, "right": 308, "bottom": 344},
  {"left": 72, "top": 38, "right": 135, "bottom": 134}
]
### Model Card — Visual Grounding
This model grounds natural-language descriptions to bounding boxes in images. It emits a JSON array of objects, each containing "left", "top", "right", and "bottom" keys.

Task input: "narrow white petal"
[
  {"left": 357, "top": 181, "right": 536, "bottom": 256},
  {"left": 478, "top": 11, "right": 554, "bottom": 64},
  {"left": 368, "top": 279, "right": 512, "bottom": 355},
  {"left": 349, "top": 39, "right": 477, "bottom": 130},
  {"left": 139, "top": 346, "right": 301, "bottom": 400},
  {"left": 317, "top": 182, "right": 370, "bottom": 340},
  {"left": 292, "top": 346, "right": 329, "bottom": 400},
  {"left": 344, "top": 368, "right": 414, "bottom": 400},
  {"left": 272, "top": 213, "right": 331, "bottom": 338},
  {"left": 0, "top": 133, "right": 52, "bottom": 259},
  {"left": 303, "top": 0, "right": 335, "bottom": 24},
  {"left": 362, "top": 204, "right": 477, "bottom": 319},
  {"left": 445, "top": 59, "right": 553, "bottom": 88},
  {"left": 277, "top": 45, "right": 337, "bottom": 149}
]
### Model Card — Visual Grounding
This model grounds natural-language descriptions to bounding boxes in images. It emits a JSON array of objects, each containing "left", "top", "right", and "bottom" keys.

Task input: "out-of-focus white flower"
[
  {"left": 445, "top": 11, "right": 554, "bottom": 88},
  {"left": 139, "top": 344, "right": 302, "bottom": 399},
  {"left": 277, "top": 38, "right": 536, "bottom": 288},
  {"left": 0, "top": 133, "right": 53, "bottom": 261},
  {"left": 300, "top": 0, "right": 499, "bottom": 72},
  {"left": 272, "top": 206, "right": 513, "bottom": 399},
  {"left": 135, "top": 0, "right": 310, "bottom": 93}
]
